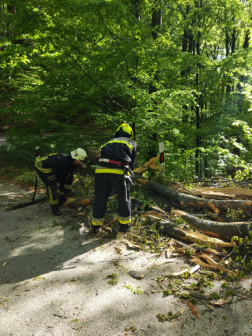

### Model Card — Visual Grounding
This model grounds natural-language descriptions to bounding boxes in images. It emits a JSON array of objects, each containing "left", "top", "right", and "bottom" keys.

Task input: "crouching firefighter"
[
  {"left": 92, "top": 123, "right": 137, "bottom": 233},
  {"left": 35, "top": 148, "right": 87, "bottom": 217}
]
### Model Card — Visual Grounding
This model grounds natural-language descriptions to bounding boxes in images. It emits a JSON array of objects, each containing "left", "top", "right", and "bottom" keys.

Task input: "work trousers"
[
  {"left": 55, "top": 172, "right": 73, "bottom": 204},
  {"left": 92, "top": 173, "right": 131, "bottom": 227},
  {"left": 36, "top": 169, "right": 73, "bottom": 211}
]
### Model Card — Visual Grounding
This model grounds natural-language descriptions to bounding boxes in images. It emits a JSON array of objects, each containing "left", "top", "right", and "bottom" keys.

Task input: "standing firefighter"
[
  {"left": 35, "top": 148, "right": 87, "bottom": 217},
  {"left": 92, "top": 123, "right": 137, "bottom": 233}
]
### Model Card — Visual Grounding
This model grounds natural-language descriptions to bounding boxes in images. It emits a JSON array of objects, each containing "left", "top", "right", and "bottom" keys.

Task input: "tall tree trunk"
[
  {"left": 181, "top": 3, "right": 190, "bottom": 124},
  {"left": 194, "top": 2, "right": 202, "bottom": 177},
  {"left": 236, "top": 30, "right": 250, "bottom": 114},
  {"left": 148, "top": 0, "right": 162, "bottom": 158}
]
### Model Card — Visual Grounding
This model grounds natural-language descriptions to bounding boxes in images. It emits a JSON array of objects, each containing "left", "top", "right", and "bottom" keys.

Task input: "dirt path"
[{"left": 0, "top": 182, "right": 252, "bottom": 336}]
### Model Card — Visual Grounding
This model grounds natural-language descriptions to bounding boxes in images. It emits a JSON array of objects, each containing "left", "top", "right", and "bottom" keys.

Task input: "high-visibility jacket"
[
  {"left": 35, "top": 153, "right": 77, "bottom": 175},
  {"left": 35, "top": 153, "right": 76, "bottom": 207},
  {"left": 95, "top": 136, "right": 137, "bottom": 175}
]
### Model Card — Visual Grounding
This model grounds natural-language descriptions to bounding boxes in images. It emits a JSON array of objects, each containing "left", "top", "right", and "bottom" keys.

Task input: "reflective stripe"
[
  {"left": 92, "top": 217, "right": 104, "bottom": 226},
  {"left": 98, "top": 158, "right": 122, "bottom": 166},
  {"left": 98, "top": 158, "right": 110, "bottom": 163},
  {"left": 101, "top": 139, "right": 133, "bottom": 151},
  {"left": 35, "top": 154, "right": 57, "bottom": 173},
  {"left": 48, "top": 186, "right": 58, "bottom": 205},
  {"left": 95, "top": 165, "right": 124, "bottom": 175},
  {"left": 58, "top": 190, "right": 65, "bottom": 195},
  {"left": 117, "top": 215, "right": 131, "bottom": 224},
  {"left": 35, "top": 161, "right": 53, "bottom": 173}
]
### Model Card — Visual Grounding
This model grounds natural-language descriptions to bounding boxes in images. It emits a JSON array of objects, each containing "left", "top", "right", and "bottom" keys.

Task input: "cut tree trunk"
[
  {"left": 172, "top": 210, "right": 251, "bottom": 239},
  {"left": 146, "top": 215, "right": 235, "bottom": 248},
  {"left": 64, "top": 192, "right": 115, "bottom": 209},
  {"left": 64, "top": 195, "right": 95, "bottom": 208},
  {"left": 180, "top": 186, "right": 252, "bottom": 200},
  {"left": 134, "top": 173, "right": 252, "bottom": 214}
]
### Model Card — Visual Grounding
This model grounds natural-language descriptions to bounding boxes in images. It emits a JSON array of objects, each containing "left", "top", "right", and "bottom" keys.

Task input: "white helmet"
[{"left": 71, "top": 148, "right": 87, "bottom": 163}]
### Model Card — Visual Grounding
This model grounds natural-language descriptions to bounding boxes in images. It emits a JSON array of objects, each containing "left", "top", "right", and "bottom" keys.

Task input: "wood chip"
[
  {"left": 208, "top": 298, "right": 231, "bottom": 306},
  {"left": 201, "top": 255, "right": 236, "bottom": 276},
  {"left": 141, "top": 211, "right": 162, "bottom": 219},
  {"left": 171, "top": 264, "right": 200, "bottom": 276},
  {"left": 191, "top": 257, "right": 216, "bottom": 270},
  {"left": 165, "top": 239, "right": 176, "bottom": 258},
  {"left": 114, "top": 247, "right": 123, "bottom": 255},
  {"left": 172, "top": 269, "right": 189, "bottom": 276},
  {"left": 121, "top": 240, "right": 141, "bottom": 249},
  {"left": 187, "top": 300, "right": 200, "bottom": 318}
]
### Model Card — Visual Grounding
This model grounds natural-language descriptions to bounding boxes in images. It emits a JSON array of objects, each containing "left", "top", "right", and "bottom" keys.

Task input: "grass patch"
[{"left": 107, "top": 273, "right": 118, "bottom": 285}]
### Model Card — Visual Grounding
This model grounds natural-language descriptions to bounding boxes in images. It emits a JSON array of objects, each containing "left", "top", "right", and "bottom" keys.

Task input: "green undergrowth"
[
  {"left": 0, "top": 146, "right": 39, "bottom": 188},
  {"left": 123, "top": 217, "right": 171, "bottom": 254}
]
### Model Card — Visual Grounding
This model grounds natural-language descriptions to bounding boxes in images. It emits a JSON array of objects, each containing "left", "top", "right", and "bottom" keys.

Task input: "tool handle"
[{"left": 35, "top": 146, "right": 40, "bottom": 158}]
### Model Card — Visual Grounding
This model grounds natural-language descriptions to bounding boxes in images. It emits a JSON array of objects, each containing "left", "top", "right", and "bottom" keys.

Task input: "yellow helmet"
[{"left": 116, "top": 123, "right": 133, "bottom": 139}]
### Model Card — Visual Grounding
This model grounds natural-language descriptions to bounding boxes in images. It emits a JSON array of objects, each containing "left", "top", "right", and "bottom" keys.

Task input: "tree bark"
[
  {"left": 146, "top": 215, "right": 235, "bottom": 248},
  {"left": 4, "top": 196, "right": 48, "bottom": 211},
  {"left": 173, "top": 210, "right": 251, "bottom": 239},
  {"left": 134, "top": 173, "right": 252, "bottom": 214},
  {"left": 63, "top": 195, "right": 95, "bottom": 208},
  {"left": 64, "top": 192, "right": 115, "bottom": 209}
]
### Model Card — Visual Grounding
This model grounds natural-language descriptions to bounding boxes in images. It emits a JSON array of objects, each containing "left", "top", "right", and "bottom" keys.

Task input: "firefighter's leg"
[
  {"left": 92, "top": 174, "right": 112, "bottom": 233},
  {"left": 112, "top": 175, "right": 131, "bottom": 233},
  {"left": 58, "top": 189, "right": 66, "bottom": 206},
  {"left": 36, "top": 170, "right": 60, "bottom": 215},
  {"left": 56, "top": 173, "right": 73, "bottom": 205},
  {"left": 47, "top": 176, "right": 62, "bottom": 215}
]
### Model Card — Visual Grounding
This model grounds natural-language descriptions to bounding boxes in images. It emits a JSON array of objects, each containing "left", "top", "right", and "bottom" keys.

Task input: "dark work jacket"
[
  {"left": 97, "top": 130, "right": 137, "bottom": 172},
  {"left": 35, "top": 153, "right": 77, "bottom": 175}
]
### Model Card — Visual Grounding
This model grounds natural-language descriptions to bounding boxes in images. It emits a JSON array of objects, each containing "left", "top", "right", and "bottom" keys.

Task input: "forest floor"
[{"left": 0, "top": 178, "right": 252, "bottom": 336}]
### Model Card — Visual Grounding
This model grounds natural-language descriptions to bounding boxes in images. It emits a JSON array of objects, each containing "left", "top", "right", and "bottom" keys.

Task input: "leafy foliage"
[{"left": 1, "top": 0, "right": 252, "bottom": 179}]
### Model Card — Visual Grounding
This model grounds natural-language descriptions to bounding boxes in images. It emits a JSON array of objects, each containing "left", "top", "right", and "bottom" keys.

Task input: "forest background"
[{"left": 1, "top": 0, "right": 252, "bottom": 183}]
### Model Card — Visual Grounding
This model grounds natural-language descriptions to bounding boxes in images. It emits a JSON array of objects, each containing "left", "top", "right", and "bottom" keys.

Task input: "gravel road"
[{"left": 0, "top": 182, "right": 252, "bottom": 336}]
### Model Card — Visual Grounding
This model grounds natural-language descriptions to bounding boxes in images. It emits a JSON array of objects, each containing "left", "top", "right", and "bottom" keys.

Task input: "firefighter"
[
  {"left": 35, "top": 148, "right": 87, "bottom": 217},
  {"left": 92, "top": 123, "right": 137, "bottom": 233}
]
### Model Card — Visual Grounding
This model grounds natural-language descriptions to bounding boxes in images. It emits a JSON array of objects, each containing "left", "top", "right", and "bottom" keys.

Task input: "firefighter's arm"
[{"left": 130, "top": 143, "right": 137, "bottom": 171}]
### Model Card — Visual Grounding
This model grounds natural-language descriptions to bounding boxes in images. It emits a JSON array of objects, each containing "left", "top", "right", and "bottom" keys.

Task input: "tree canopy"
[{"left": 1, "top": 0, "right": 252, "bottom": 180}]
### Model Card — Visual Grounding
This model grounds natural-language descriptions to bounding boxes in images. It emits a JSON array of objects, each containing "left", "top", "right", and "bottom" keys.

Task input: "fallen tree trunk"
[
  {"left": 146, "top": 215, "right": 235, "bottom": 248},
  {"left": 64, "top": 191, "right": 116, "bottom": 209},
  {"left": 172, "top": 210, "right": 252, "bottom": 239},
  {"left": 4, "top": 194, "right": 95, "bottom": 211},
  {"left": 187, "top": 187, "right": 252, "bottom": 200},
  {"left": 134, "top": 173, "right": 252, "bottom": 214},
  {"left": 4, "top": 195, "right": 48, "bottom": 211},
  {"left": 64, "top": 195, "right": 95, "bottom": 208},
  {"left": 4, "top": 191, "right": 114, "bottom": 211}
]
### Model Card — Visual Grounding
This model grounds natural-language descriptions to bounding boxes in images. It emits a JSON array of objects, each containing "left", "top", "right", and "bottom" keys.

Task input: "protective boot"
[
  {"left": 92, "top": 224, "right": 101, "bottom": 234},
  {"left": 51, "top": 205, "right": 63, "bottom": 218},
  {"left": 119, "top": 223, "right": 129, "bottom": 233}
]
